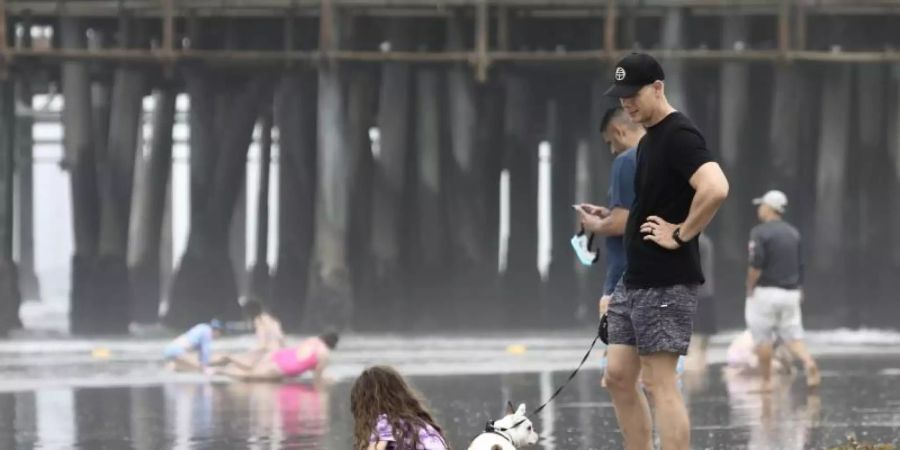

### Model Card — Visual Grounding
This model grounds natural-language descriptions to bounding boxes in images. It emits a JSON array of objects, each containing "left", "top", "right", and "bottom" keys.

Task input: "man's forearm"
[
  {"left": 746, "top": 267, "right": 762, "bottom": 296},
  {"left": 680, "top": 186, "right": 727, "bottom": 240}
]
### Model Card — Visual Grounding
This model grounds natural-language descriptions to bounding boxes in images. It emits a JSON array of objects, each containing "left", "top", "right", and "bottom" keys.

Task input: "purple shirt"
[{"left": 369, "top": 414, "right": 448, "bottom": 450}]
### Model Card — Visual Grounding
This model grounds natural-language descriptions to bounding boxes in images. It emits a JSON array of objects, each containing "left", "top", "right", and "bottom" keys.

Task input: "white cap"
[{"left": 752, "top": 190, "right": 788, "bottom": 213}]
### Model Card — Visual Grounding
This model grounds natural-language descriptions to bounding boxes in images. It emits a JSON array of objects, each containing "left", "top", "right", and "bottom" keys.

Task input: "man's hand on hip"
[{"left": 640, "top": 215, "right": 681, "bottom": 250}]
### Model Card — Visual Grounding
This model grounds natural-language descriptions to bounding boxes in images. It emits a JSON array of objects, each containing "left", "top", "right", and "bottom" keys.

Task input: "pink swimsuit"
[{"left": 272, "top": 338, "right": 322, "bottom": 377}]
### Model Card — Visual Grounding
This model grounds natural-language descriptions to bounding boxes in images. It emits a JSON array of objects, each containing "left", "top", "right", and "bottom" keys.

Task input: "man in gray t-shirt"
[{"left": 745, "top": 190, "right": 820, "bottom": 391}]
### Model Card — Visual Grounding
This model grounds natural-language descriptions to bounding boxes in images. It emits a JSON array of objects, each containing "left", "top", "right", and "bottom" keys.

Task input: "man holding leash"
[{"left": 581, "top": 52, "right": 729, "bottom": 450}]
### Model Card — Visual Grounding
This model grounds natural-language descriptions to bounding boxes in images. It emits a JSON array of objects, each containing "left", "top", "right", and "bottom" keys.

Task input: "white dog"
[{"left": 467, "top": 402, "right": 540, "bottom": 450}]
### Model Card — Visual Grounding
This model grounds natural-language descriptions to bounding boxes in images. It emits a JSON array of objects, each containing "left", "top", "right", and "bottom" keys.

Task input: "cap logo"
[{"left": 615, "top": 67, "right": 626, "bottom": 81}]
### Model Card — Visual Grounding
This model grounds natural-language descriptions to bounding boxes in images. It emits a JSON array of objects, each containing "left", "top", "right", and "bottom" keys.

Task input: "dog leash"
[
  {"left": 489, "top": 322, "right": 605, "bottom": 433},
  {"left": 530, "top": 322, "right": 604, "bottom": 416}
]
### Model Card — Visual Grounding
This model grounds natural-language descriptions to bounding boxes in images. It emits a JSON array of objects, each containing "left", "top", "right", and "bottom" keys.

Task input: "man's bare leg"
[
  {"left": 642, "top": 352, "right": 689, "bottom": 450},
  {"left": 754, "top": 342, "right": 774, "bottom": 392},
  {"left": 773, "top": 344, "right": 796, "bottom": 375},
  {"left": 684, "top": 335, "right": 709, "bottom": 372},
  {"left": 785, "top": 340, "right": 820, "bottom": 387},
  {"left": 639, "top": 358, "right": 654, "bottom": 407},
  {"left": 605, "top": 344, "right": 653, "bottom": 450}
]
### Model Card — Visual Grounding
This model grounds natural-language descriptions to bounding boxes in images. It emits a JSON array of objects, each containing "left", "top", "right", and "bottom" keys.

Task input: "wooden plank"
[
  {"left": 497, "top": 5, "right": 509, "bottom": 51},
  {"left": 162, "top": 0, "right": 175, "bottom": 54},
  {"left": 603, "top": 0, "right": 615, "bottom": 58},
  {"left": 8, "top": 0, "right": 900, "bottom": 18},
  {"left": 475, "top": 0, "right": 489, "bottom": 81},
  {"left": 778, "top": 0, "right": 791, "bottom": 56},
  {"left": 6, "top": 47, "right": 900, "bottom": 66},
  {"left": 319, "top": 0, "right": 335, "bottom": 53},
  {"left": 0, "top": 0, "right": 7, "bottom": 56},
  {"left": 795, "top": 1, "right": 807, "bottom": 51}
]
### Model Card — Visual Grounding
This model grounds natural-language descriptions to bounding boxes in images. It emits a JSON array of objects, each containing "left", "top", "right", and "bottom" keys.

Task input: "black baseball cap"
[{"left": 604, "top": 53, "right": 666, "bottom": 98}]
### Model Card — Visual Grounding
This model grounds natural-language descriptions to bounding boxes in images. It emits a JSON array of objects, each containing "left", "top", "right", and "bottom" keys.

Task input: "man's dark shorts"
[{"left": 608, "top": 282, "right": 699, "bottom": 355}]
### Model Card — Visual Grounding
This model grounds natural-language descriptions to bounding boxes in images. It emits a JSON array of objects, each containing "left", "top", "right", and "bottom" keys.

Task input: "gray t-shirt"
[{"left": 748, "top": 220, "right": 803, "bottom": 289}]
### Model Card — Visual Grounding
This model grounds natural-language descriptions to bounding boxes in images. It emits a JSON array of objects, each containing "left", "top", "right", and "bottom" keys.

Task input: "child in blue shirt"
[{"left": 163, "top": 320, "right": 223, "bottom": 374}]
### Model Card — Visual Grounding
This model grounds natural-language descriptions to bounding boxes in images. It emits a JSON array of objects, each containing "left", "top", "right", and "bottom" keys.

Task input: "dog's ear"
[
  {"left": 505, "top": 401, "right": 515, "bottom": 415},
  {"left": 516, "top": 403, "right": 527, "bottom": 416}
]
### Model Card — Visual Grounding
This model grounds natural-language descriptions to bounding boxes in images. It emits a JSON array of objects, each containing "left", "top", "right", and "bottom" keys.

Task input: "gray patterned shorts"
[{"left": 607, "top": 282, "right": 699, "bottom": 356}]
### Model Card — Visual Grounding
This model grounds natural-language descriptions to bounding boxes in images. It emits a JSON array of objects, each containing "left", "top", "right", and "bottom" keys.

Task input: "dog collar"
[
  {"left": 484, "top": 421, "right": 515, "bottom": 444},
  {"left": 488, "top": 430, "right": 513, "bottom": 444}
]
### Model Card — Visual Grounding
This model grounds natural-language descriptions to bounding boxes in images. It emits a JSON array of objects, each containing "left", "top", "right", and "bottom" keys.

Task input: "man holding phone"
[{"left": 577, "top": 106, "right": 645, "bottom": 319}]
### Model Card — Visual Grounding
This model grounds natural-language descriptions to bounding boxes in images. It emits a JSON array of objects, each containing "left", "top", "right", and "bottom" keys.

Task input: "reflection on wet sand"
[
  {"left": 723, "top": 368, "right": 822, "bottom": 450},
  {"left": 165, "top": 382, "right": 330, "bottom": 449},
  {"left": 0, "top": 357, "right": 898, "bottom": 449}
]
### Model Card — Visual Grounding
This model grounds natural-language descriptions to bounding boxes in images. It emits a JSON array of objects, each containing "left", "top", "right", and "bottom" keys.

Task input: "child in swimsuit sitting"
[
  {"left": 351, "top": 366, "right": 449, "bottom": 450},
  {"left": 217, "top": 299, "right": 286, "bottom": 367},
  {"left": 218, "top": 332, "right": 339, "bottom": 384}
]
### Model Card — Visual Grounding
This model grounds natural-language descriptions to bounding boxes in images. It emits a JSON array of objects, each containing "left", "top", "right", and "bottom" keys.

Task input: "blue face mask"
[{"left": 571, "top": 228, "right": 599, "bottom": 266}]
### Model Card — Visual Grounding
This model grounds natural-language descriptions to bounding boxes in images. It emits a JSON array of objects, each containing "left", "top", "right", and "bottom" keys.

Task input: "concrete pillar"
[
  {"left": 272, "top": 72, "right": 317, "bottom": 331},
  {"left": 248, "top": 109, "right": 274, "bottom": 301},
  {"left": 717, "top": 15, "right": 751, "bottom": 272},
  {"left": 370, "top": 19, "right": 414, "bottom": 327},
  {"left": 308, "top": 9, "right": 355, "bottom": 331},
  {"left": 14, "top": 22, "right": 40, "bottom": 301},
  {"left": 502, "top": 70, "right": 541, "bottom": 325},
  {"left": 0, "top": 79, "right": 20, "bottom": 335},
  {"left": 413, "top": 67, "right": 444, "bottom": 270},
  {"left": 128, "top": 87, "right": 176, "bottom": 325},
  {"left": 61, "top": 18, "right": 101, "bottom": 334},
  {"left": 660, "top": 7, "right": 688, "bottom": 112}
]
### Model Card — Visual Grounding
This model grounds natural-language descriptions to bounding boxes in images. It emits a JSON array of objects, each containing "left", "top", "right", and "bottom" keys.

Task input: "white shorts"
[{"left": 745, "top": 286, "right": 804, "bottom": 344}]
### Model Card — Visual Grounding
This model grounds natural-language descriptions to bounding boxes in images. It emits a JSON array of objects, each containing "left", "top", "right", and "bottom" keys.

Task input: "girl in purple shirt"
[{"left": 351, "top": 366, "right": 449, "bottom": 450}]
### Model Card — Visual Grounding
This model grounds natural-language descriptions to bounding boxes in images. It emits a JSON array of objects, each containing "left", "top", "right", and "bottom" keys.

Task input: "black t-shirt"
[{"left": 624, "top": 112, "right": 714, "bottom": 289}]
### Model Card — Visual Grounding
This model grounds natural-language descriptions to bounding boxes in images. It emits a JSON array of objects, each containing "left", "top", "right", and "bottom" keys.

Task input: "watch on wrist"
[{"left": 672, "top": 227, "right": 687, "bottom": 247}]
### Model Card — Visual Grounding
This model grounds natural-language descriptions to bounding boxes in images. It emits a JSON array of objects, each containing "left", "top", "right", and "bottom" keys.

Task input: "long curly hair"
[{"left": 351, "top": 366, "right": 449, "bottom": 450}]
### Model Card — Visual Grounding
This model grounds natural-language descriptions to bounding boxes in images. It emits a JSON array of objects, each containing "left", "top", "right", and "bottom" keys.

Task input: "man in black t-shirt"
[{"left": 600, "top": 53, "right": 729, "bottom": 450}]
